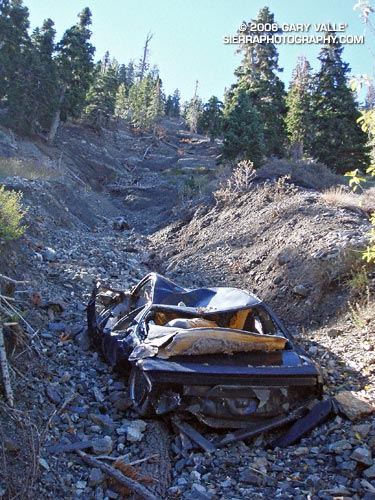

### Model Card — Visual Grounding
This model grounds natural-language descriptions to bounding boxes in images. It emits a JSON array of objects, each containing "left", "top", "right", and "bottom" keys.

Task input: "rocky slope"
[{"left": 1, "top": 119, "right": 375, "bottom": 500}]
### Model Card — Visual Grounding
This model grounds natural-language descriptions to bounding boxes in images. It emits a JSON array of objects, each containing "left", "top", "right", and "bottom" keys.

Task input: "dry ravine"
[{"left": 0, "top": 119, "right": 375, "bottom": 500}]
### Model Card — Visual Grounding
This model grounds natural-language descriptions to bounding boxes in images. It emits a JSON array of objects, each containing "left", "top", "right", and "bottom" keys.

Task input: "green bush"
[{"left": 0, "top": 185, "right": 28, "bottom": 241}]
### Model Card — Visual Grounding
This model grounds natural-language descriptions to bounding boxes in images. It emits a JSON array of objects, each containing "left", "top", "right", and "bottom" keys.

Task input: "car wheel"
[{"left": 129, "top": 367, "right": 154, "bottom": 417}]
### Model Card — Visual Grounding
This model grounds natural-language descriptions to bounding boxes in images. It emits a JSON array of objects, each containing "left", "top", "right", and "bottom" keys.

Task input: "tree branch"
[
  {"left": 77, "top": 450, "right": 162, "bottom": 500},
  {"left": 0, "top": 274, "right": 30, "bottom": 285}
]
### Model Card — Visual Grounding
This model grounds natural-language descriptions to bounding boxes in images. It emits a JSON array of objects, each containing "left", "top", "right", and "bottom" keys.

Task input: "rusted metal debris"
[
  {"left": 270, "top": 398, "right": 334, "bottom": 449},
  {"left": 172, "top": 417, "right": 216, "bottom": 453},
  {"left": 214, "top": 407, "right": 307, "bottom": 448}
]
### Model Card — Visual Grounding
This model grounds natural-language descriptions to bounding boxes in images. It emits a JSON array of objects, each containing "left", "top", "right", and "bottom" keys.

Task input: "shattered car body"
[{"left": 87, "top": 273, "right": 323, "bottom": 429}]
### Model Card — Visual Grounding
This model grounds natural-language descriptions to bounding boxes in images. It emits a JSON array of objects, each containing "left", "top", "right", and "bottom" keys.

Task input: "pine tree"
[
  {"left": 165, "top": 89, "right": 181, "bottom": 117},
  {"left": 222, "top": 84, "right": 265, "bottom": 166},
  {"left": 311, "top": 35, "right": 369, "bottom": 173},
  {"left": 48, "top": 7, "right": 95, "bottom": 142},
  {"left": 186, "top": 81, "right": 203, "bottom": 133},
  {"left": 0, "top": 0, "right": 36, "bottom": 133},
  {"left": 365, "top": 83, "right": 375, "bottom": 111},
  {"left": 171, "top": 89, "right": 181, "bottom": 117},
  {"left": 118, "top": 61, "right": 135, "bottom": 96},
  {"left": 285, "top": 56, "right": 314, "bottom": 158},
  {"left": 147, "top": 76, "right": 164, "bottom": 132},
  {"left": 84, "top": 52, "right": 118, "bottom": 129},
  {"left": 198, "top": 95, "right": 223, "bottom": 140},
  {"left": 0, "top": 0, "right": 30, "bottom": 102},
  {"left": 234, "top": 6, "right": 286, "bottom": 157},
  {"left": 165, "top": 95, "right": 174, "bottom": 116},
  {"left": 29, "top": 19, "right": 59, "bottom": 131},
  {"left": 125, "top": 73, "right": 163, "bottom": 131},
  {"left": 114, "top": 82, "right": 128, "bottom": 120}
]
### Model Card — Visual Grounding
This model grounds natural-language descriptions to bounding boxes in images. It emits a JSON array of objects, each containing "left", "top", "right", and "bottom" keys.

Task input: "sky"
[{"left": 23, "top": 0, "right": 375, "bottom": 103}]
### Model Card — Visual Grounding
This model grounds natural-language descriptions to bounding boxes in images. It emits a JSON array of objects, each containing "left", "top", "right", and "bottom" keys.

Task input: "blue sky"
[{"left": 24, "top": 0, "right": 374, "bottom": 103}]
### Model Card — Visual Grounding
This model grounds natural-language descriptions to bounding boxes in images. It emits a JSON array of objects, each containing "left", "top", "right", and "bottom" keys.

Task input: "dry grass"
[
  {"left": 0, "top": 158, "right": 60, "bottom": 181},
  {"left": 347, "top": 291, "right": 375, "bottom": 334},
  {"left": 322, "top": 186, "right": 375, "bottom": 215}
]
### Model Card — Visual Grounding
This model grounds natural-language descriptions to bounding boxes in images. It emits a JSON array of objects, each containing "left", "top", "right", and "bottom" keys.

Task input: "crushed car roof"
[{"left": 146, "top": 273, "right": 262, "bottom": 311}]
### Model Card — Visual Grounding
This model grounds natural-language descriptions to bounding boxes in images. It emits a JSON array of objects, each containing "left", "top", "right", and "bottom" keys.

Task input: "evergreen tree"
[
  {"left": 311, "top": 35, "right": 369, "bottom": 173},
  {"left": 165, "top": 88, "right": 181, "bottom": 117},
  {"left": 114, "top": 82, "right": 128, "bottom": 120},
  {"left": 222, "top": 84, "right": 265, "bottom": 166},
  {"left": 234, "top": 6, "right": 286, "bottom": 157},
  {"left": 186, "top": 81, "right": 203, "bottom": 133},
  {"left": 285, "top": 56, "right": 314, "bottom": 158},
  {"left": 365, "top": 83, "right": 375, "bottom": 111},
  {"left": 165, "top": 95, "right": 174, "bottom": 116},
  {"left": 0, "top": 0, "right": 36, "bottom": 133},
  {"left": 0, "top": 0, "right": 30, "bottom": 102},
  {"left": 126, "top": 78, "right": 149, "bottom": 130},
  {"left": 48, "top": 7, "right": 95, "bottom": 141},
  {"left": 125, "top": 73, "right": 163, "bottom": 131},
  {"left": 118, "top": 61, "right": 135, "bottom": 95},
  {"left": 29, "top": 19, "right": 59, "bottom": 131},
  {"left": 84, "top": 52, "right": 118, "bottom": 129},
  {"left": 198, "top": 95, "right": 223, "bottom": 140},
  {"left": 171, "top": 88, "right": 181, "bottom": 117},
  {"left": 147, "top": 76, "right": 164, "bottom": 132},
  {"left": 57, "top": 7, "right": 95, "bottom": 119}
]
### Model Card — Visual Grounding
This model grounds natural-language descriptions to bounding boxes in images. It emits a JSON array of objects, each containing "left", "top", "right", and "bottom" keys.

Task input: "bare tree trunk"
[
  {"left": 139, "top": 32, "right": 153, "bottom": 80},
  {"left": 47, "top": 109, "right": 61, "bottom": 145},
  {"left": 0, "top": 325, "right": 14, "bottom": 407},
  {"left": 47, "top": 83, "right": 68, "bottom": 145}
]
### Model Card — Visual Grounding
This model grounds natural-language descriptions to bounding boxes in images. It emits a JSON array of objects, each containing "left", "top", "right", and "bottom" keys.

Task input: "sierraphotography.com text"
[{"left": 223, "top": 21, "right": 365, "bottom": 45}]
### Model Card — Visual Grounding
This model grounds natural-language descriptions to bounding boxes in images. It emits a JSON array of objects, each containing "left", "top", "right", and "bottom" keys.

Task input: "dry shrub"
[
  {"left": 214, "top": 160, "right": 256, "bottom": 205},
  {"left": 250, "top": 175, "right": 299, "bottom": 221},
  {"left": 257, "top": 158, "right": 342, "bottom": 191}
]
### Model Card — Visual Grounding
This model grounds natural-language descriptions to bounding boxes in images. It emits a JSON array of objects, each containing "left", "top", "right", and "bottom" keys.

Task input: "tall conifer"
[
  {"left": 285, "top": 56, "right": 314, "bottom": 158},
  {"left": 234, "top": 6, "right": 286, "bottom": 157},
  {"left": 311, "top": 35, "right": 369, "bottom": 172}
]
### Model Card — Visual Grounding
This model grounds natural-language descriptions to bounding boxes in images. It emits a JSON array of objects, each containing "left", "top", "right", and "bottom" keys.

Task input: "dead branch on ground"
[{"left": 77, "top": 450, "right": 162, "bottom": 500}]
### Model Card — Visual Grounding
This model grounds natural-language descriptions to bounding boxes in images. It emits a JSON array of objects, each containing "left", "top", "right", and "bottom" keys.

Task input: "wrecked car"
[{"left": 87, "top": 273, "right": 323, "bottom": 429}]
